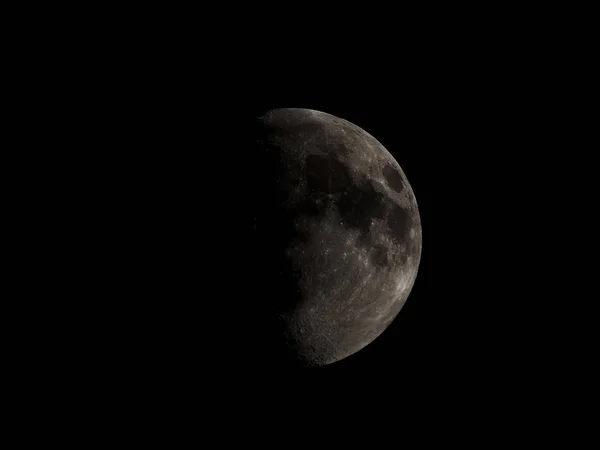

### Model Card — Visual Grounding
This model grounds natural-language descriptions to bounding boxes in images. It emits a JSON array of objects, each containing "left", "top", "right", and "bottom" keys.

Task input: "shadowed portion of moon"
[{"left": 246, "top": 108, "right": 421, "bottom": 367}]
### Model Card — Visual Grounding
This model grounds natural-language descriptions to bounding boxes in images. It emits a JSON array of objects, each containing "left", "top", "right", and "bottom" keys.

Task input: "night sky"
[{"left": 92, "top": 86, "right": 431, "bottom": 383}]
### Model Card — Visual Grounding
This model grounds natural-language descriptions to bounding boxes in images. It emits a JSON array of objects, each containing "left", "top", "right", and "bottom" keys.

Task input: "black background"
[
  {"left": 77, "top": 67, "right": 436, "bottom": 389},
  {"left": 24, "top": 10, "right": 581, "bottom": 424}
]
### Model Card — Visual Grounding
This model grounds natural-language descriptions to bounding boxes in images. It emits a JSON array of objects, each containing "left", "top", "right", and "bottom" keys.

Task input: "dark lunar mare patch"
[
  {"left": 383, "top": 164, "right": 405, "bottom": 193},
  {"left": 337, "top": 181, "right": 387, "bottom": 235},
  {"left": 370, "top": 244, "right": 390, "bottom": 267},
  {"left": 272, "top": 121, "right": 325, "bottom": 141},
  {"left": 305, "top": 154, "right": 352, "bottom": 195},
  {"left": 329, "top": 141, "right": 352, "bottom": 157},
  {"left": 386, "top": 203, "right": 412, "bottom": 245}
]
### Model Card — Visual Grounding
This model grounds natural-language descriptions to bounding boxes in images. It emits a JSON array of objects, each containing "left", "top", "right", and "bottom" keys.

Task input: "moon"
[{"left": 248, "top": 108, "right": 421, "bottom": 367}]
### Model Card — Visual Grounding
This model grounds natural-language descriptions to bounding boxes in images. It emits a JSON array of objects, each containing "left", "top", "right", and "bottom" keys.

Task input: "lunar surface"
[{"left": 247, "top": 108, "right": 421, "bottom": 367}]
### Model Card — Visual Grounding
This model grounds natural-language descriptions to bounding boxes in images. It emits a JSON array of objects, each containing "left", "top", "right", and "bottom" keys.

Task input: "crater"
[{"left": 383, "top": 164, "right": 405, "bottom": 193}]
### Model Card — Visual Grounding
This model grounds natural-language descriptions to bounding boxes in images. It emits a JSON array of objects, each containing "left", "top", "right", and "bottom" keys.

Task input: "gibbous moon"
[{"left": 249, "top": 108, "right": 421, "bottom": 367}]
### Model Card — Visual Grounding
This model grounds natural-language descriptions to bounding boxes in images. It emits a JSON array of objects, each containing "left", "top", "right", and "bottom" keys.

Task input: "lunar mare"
[{"left": 254, "top": 108, "right": 421, "bottom": 366}]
